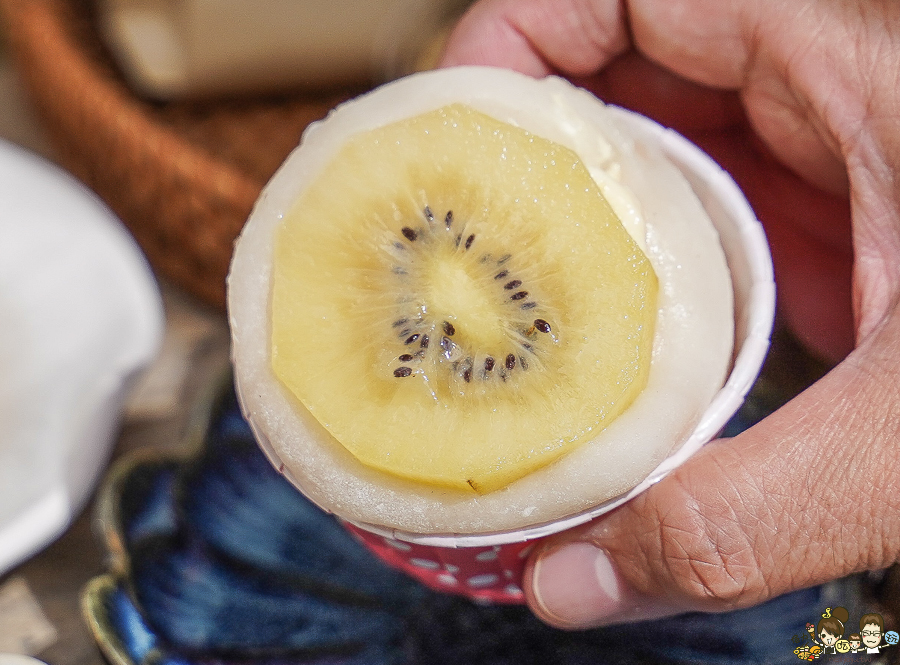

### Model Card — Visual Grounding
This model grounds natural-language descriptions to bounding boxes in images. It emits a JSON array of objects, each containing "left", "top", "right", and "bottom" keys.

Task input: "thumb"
[{"left": 524, "top": 312, "right": 900, "bottom": 628}]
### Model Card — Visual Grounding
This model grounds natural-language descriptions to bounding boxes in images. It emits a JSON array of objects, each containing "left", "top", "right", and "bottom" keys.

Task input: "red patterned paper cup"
[
  {"left": 343, "top": 522, "right": 535, "bottom": 603},
  {"left": 333, "top": 107, "right": 774, "bottom": 605}
]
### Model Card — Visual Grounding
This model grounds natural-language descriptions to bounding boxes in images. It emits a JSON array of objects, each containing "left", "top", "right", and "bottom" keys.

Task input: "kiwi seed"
[{"left": 382, "top": 205, "right": 557, "bottom": 384}]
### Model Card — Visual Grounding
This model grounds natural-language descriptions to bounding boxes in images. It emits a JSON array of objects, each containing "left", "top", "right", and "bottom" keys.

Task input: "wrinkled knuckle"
[{"left": 651, "top": 478, "right": 771, "bottom": 608}]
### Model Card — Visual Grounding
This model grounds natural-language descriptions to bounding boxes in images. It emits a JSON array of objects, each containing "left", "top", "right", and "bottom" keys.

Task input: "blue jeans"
[{"left": 89, "top": 386, "right": 888, "bottom": 665}]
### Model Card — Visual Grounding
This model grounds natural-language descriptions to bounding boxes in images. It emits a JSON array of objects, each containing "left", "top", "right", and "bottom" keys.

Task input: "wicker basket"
[{"left": 0, "top": 0, "right": 355, "bottom": 307}]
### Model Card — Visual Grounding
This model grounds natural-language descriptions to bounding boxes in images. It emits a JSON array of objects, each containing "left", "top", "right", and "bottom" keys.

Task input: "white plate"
[{"left": 0, "top": 139, "right": 163, "bottom": 573}]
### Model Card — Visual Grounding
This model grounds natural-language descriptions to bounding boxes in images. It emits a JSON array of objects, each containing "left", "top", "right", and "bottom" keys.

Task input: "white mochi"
[{"left": 228, "top": 66, "right": 741, "bottom": 537}]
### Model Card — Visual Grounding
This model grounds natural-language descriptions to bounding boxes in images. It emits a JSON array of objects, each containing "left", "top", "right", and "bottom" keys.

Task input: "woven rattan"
[{"left": 0, "top": 0, "right": 354, "bottom": 307}]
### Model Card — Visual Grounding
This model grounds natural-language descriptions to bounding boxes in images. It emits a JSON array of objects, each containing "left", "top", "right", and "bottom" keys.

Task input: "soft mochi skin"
[{"left": 227, "top": 66, "right": 734, "bottom": 536}]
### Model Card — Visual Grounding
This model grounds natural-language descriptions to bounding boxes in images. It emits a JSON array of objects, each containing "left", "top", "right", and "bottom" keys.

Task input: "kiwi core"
[
  {"left": 425, "top": 258, "right": 506, "bottom": 349},
  {"left": 271, "top": 104, "right": 658, "bottom": 493}
]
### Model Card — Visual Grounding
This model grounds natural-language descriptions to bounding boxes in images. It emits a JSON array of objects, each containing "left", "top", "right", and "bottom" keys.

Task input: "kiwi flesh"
[
  {"left": 270, "top": 103, "right": 657, "bottom": 493},
  {"left": 228, "top": 67, "right": 734, "bottom": 535}
]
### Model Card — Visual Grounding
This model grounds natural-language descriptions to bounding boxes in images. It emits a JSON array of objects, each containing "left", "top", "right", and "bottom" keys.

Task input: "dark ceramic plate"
[{"left": 83, "top": 339, "right": 858, "bottom": 665}]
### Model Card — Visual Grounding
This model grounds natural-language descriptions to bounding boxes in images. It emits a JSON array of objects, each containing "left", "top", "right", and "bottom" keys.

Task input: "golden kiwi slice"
[
  {"left": 228, "top": 67, "right": 734, "bottom": 535},
  {"left": 271, "top": 104, "right": 657, "bottom": 493}
]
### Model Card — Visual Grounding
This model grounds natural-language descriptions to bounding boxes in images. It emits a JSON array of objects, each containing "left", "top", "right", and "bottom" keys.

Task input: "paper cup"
[
  {"left": 331, "top": 109, "right": 774, "bottom": 604},
  {"left": 229, "top": 70, "right": 775, "bottom": 605}
]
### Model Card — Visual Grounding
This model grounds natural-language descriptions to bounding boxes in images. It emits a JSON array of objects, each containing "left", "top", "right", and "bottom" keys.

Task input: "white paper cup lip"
[{"left": 344, "top": 106, "right": 776, "bottom": 550}]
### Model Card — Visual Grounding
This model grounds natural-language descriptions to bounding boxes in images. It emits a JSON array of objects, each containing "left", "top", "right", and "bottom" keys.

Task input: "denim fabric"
[
  {"left": 87, "top": 384, "right": 891, "bottom": 665},
  {"left": 90, "top": 323, "right": 897, "bottom": 665}
]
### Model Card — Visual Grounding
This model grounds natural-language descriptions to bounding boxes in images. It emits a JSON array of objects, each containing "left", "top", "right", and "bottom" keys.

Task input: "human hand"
[{"left": 440, "top": 0, "right": 900, "bottom": 628}]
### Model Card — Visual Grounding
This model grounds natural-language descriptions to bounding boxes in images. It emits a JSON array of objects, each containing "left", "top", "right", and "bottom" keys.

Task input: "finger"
[
  {"left": 439, "top": 0, "right": 752, "bottom": 83},
  {"left": 439, "top": 0, "right": 629, "bottom": 75},
  {"left": 441, "top": 0, "right": 848, "bottom": 194},
  {"left": 525, "top": 304, "right": 900, "bottom": 628}
]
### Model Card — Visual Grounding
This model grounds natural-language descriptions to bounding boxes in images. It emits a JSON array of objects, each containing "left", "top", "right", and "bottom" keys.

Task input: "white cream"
[
  {"left": 228, "top": 67, "right": 735, "bottom": 535},
  {"left": 473, "top": 87, "right": 648, "bottom": 252}
]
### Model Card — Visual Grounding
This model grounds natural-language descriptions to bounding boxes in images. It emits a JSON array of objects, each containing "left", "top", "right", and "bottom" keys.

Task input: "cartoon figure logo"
[
  {"left": 859, "top": 612, "right": 899, "bottom": 654},
  {"left": 792, "top": 608, "right": 897, "bottom": 660},
  {"left": 816, "top": 606, "right": 848, "bottom": 655}
]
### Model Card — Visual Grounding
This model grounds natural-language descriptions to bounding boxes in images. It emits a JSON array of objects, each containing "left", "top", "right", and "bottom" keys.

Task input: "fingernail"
[{"left": 531, "top": 542, "right": 623, "bottom": 628}]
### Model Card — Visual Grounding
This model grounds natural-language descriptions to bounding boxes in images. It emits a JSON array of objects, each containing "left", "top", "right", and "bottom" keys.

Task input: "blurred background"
[{"left": 0, "top": 17, "right": 230, "bottom": 664}]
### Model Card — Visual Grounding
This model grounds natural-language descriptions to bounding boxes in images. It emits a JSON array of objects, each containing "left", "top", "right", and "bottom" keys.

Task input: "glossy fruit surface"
[{"left": 271, "top": 104, "right": 656, "bottom": 492}]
